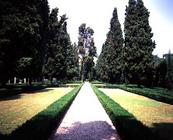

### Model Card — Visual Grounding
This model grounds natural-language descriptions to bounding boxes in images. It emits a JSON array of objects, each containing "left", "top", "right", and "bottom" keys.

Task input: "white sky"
[{"left": 48, "top": 0, "right": 173, "bottom": 58}]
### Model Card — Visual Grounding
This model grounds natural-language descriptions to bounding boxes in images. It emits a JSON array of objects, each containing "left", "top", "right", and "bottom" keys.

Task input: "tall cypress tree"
[
  {"left": 124, "top": 0, "right": 138, "bottom": 84},
  {"left": 44, "top": 8, "right": 67, "bottom": 81},
  {"left": 96, "top": 8, "right": 123, "bottom": 83},
  {"left": 96, "top": 44, "right": 109, "bottom": 81},
  {"left": 136, "top": 0, "right": 155, "bottom": 86},
  {"left": 124, "top": 0, "right": 155, "bottom": 86},
  {"left": 37, "top": 0, "right": 49, "bottom": 78},
  {"left": 66, "top": 43, "right": 79, "bottom": 80},
  {"left": 44, "top": 8, "right": 77, "bottom": 81}
]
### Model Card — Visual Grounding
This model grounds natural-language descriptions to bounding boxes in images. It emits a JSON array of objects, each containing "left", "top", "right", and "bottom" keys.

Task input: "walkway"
[{"left": 49, "top": 82, "right": 120, "bottom": 140}]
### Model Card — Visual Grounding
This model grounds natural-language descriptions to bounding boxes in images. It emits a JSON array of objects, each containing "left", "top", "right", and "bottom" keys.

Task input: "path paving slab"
[{"left": 49, "top": 82, "right": 120, "bottom": 140}]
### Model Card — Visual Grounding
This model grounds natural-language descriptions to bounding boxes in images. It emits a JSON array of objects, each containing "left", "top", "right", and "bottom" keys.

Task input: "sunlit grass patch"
[
  {"left": 101, "top": 88, "right": 173, "bottom": 140},
  {"left": 91, "top": 81, "right": 104, "bottom": 84},
  {"left": 91, "top": 81, "right": 106, "bottom": 87},
  {"left": 99, "top": 84, "right": 173, "bottom": 104},
  {"left": 93, "top": 84, "right": 107, "bottom": 87},
  {"left": 64, "top": 83, "right": 81, "bottom": 87},
  {"left": 0, "top": 87, "right": 73, "bottom": 135}
]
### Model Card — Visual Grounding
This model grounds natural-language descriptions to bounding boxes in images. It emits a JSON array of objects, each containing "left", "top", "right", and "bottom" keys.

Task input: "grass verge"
[
  {"left": 91, "top": 84, "right": 161, "bottom": 140},
  {"left": 0, "top": 84, "right": 82, "bottom": 140},
  {"left": 95, "top": 83, "right": 173, "bottom": 105}
]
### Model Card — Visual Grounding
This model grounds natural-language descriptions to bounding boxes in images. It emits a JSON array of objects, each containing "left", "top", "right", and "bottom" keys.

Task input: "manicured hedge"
[
  {"left": 65, "top": 81, "right": 82, "bottom": 84},
  {"left": 1, "top": 84, "right": 82, "bottom": 140},
  {"left": 91, "top": 81, "right": 104, "bottom": 84},
  {"left": 92, "top": 85, "right": 161, "bottom": 140}
]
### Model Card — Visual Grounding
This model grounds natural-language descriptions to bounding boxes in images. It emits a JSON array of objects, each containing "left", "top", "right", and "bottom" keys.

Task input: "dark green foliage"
[
  {"left": 92, "top": 85, "right": 160, "bottom": 140},
  {"left": 96, "top": 44, "right": 107, "bottom": 80},
  {"left": 152, "top": 56, "right": 167, "bottom": 87},
  {"left": 44, "top": 8, "right": 66, "bottom": 80},
  {"left": 124, "top": 0, "right": 155, "bottom": 86},
  {"left": 0, "top": 84, "right": 82, "bottom": 140},
  {"left": 77, "top": 23, "right": 97, "bottom": 81},
  {"left": 83, "top": 56, "right": 94, "bottom": 81},
  {"left": 0, "top": 0, "right": 49, "bottom": 85},
  {"left": 16, "top": 57, "right": 33, "bottom": 79},
  {"left": 0, "top": 0, "right": 23, "bottom": 84},
  {"left": 166, "top": 50, "right": 173, "bottom": 90},
  {"left": 43, "top": 9, "right": 79, "bottom": 81},
  {"left": 0, "top": 0, "right": 79, "bottom": 85},
  {"left": 66, "top": 43, "right": 79, "bottom": 80},
  {"left": 96, "top": 8, "right": 123, "bottom": 83},
  {"left": 152, "top": 54, "right": 173, "bottom": 88}
]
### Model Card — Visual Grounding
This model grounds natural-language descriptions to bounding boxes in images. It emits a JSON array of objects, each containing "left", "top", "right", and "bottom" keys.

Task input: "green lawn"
[
  {"left": 101, "top": 88, "right": 173, "bottom": 140},
  {"left": 94, "top": 83, "right": 173, "bottom": 104},
  {"left": 0, "top": 87, "right": 73, "bottom": 135}
]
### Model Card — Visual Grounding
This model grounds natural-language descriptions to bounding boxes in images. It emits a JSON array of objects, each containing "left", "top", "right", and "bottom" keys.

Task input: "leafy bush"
[
  {"left": 92, "top": 85, "right": 161, "bottom": 140},
  {"left": 0, "top": 84, "right": 82, "bottom": 140}
]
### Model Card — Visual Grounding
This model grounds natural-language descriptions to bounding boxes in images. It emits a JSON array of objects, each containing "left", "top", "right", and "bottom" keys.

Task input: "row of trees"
[
  {"left": 96, "top": 0, "right": 173, "bottom": 88},
  {"left": 158, "top": 52, "right": 173, "bottom": 89},
  {"left": 152, "top": 54, "right": 173, "bottom": 89},
  {"left": 0, "top": 0, "right": 79, "bottom": 86}
]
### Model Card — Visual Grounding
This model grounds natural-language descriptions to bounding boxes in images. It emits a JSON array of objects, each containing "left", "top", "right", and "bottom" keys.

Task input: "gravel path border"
[{"left": 49, "top": 82, "right": 120, "bottom": 140}]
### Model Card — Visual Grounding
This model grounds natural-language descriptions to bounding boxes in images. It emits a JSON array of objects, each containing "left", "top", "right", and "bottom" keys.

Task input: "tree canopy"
[
  {"left": 124, "top": 0, "right": 155, "bottom": 86},
  {"left": 96, "top": 8, "right": 123, "bottom": 83},
  {"left": 77, "top": 23, "right": 97, "bottom": 81}
]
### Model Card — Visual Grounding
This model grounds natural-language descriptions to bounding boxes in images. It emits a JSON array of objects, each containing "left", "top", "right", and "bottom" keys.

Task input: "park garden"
[{"left": 0, "top": 0, "right": 173, "bottom": 139}]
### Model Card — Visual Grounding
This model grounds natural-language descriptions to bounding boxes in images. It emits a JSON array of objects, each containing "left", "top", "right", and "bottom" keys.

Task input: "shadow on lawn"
[
  {"left": 24, "top": 88, "right": 53, "bottom": 94},
  {"left": 0, "top": 86, "right": 52, "bottom": 101},
  {"left": 0, "top": 94, "right": 22, "bottom": 101},
  {"left": 51, "top": 121, "right": 119, "bottom": 140},
  {"left": 0, "top": 88, "right": 22, "bottom": 100},
  {"left": 111, "top": 116, "right": 173, "bottom": 140},
  {"left": 110, "top": 115, "right": 161, "bottom": 140}
]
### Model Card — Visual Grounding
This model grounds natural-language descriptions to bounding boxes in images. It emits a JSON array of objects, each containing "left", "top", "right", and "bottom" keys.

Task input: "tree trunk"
[
  {"left": 28, "top": 78, "right": 32, "bottom": 86},
  {"left": 14, "top": 77, "right": 17, "bottom": 85}
]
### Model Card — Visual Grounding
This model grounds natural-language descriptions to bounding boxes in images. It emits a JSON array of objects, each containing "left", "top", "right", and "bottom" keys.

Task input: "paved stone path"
[{"left": 49, "top": 82, "right": 120, "bottom": 140}]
